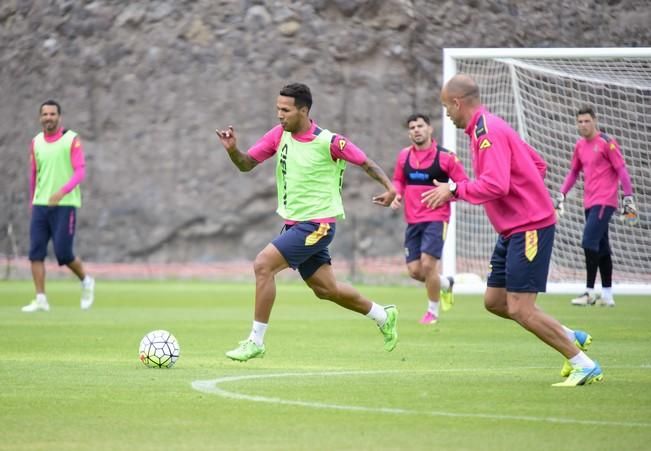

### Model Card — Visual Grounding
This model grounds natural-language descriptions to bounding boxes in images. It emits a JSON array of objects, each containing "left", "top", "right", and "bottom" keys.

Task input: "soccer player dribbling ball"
[
  {"left": 216, "top": 83, "right": 399, "bottom": 362},
  {"left": 554, "top": 106, "right": 637, "bottom": 308},
  {"left": 390, "top": 113, "right": 469, "bottom": 325},
  {"left": 422, "top": 74, "right": 602, "bottom": 387}
]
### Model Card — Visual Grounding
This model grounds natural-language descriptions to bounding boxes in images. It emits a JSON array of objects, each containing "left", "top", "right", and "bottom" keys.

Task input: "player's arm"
[
  {"left": 605, "top": 137, "right": 638, "bottom": 223},
  {"left": 453, "top": 133, "right": 511, "bottom": 204},
  {"left": 215, "top": 126, "right": 259, "bottom": 172},
  {"left": 421, "top": 134, "right": 510, "bottom": 209},
  {"left": 49, "top": 136, "right": 86, "bottom": 206},
  {"left": 29, "top": 141, "right": 36, "bottom": 206},
  {"left": 329, "top": 134, "right": 396, "bottom": 206},
  {"left": 362, "top": 157, "right": 397, "bottom": 206},
  {"left": 554, "top": 146, "right": 582, "bottom": 215},
  {"left": 390, "top": 151, "right": 407, "bottom": 209},
  {"left": 526, "top": 143, "right": 547, "bottom": 179}
]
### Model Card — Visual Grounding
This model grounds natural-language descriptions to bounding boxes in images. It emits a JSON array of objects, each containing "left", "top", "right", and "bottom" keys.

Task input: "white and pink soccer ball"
[{"left": 139, "top": 330, "right": 180, "bottom": 368}]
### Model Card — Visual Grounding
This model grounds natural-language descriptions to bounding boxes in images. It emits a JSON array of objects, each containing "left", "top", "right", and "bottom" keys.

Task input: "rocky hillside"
[{"left": 1, "top": 0, "right": 650, "bottom": 263}]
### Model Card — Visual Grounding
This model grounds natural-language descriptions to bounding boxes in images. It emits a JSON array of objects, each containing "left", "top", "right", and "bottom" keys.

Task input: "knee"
[
  {"left": 407, "top": 266, "right": 424, "bottom": 282},
  {"left": 484, "top": 292, "right": 507, "bottom": 316},
  {"left": 484, "top": 297, "right": 501, "bottom": 315},
  {"left": 311, "top": 284, "right": 336, "bottom": 300},
  {"left": 506, "top": 302, "right": 533, "bottom": 325},
  {"left": 253, "top": 253, "right": 273, "bottom": 278}
]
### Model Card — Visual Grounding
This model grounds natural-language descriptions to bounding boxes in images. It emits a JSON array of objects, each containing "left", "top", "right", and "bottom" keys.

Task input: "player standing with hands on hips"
[
  {"left": 554, "top": 106, "right": 637, "bottom": 307},
  {"left": 216, "top": 83, "right": 399, "bottom": 362},
  {"left": 22, "top": 100, "right": 95, "bottom": 313},
  {"left": 422, "top": 75, "right": 602, "bottom": 387}
]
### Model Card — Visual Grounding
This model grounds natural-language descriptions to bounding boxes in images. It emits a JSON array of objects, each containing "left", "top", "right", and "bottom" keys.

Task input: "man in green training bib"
[
  {"left": 216, "top": 83, "right": 398, "bottom": 361},
  {"left": 22, "top": 100, "right": 95, "bottom": 313}
]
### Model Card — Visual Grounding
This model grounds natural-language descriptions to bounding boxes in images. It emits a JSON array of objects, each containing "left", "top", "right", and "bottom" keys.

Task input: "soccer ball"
[{"left": 139, "top": 330, "right": 180, "bottom": 368}]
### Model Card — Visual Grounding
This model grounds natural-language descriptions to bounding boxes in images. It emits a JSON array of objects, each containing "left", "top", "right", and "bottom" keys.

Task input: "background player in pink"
[
  {"left": 422, "top": 74, "right": 602, "bottom": 387},
  {"left": 391, "top": 113, "right": 468, "bottom": 324},
  {"left": 554, "top": 106, "right": 637, "bottom": 307},
  {"left": 215, "top": 83, "right": 399, "bottom": 362},
  {"left": 22, "top": 100, "right": 95, "bottom": 313}
]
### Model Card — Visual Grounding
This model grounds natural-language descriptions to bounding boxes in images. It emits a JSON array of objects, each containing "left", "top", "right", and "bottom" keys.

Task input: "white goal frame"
[{"left": 441, "top": 47, "right": 651, "bottom": 295}]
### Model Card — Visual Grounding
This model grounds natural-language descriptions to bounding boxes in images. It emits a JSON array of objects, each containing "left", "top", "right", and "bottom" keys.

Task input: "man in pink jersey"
[
  {"left": 422, "top": 74, "right": 602, "bottom": 387},
  {"left": 554, "top": 106, "right": 636, "bottom": 307},
  {"left": 391, "top": 113, "right": 468, "bottom": 324},
  {"left": 22, "top": 100, "right": 95, "bottom": 313},
  {"left": 215, "top": 83, "right": 399, "bottom": 361}
]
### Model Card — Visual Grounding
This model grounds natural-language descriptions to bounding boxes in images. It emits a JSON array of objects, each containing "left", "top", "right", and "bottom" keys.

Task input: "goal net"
[{"left": 442, "top": 48, "right": 651, "bottom": 294}]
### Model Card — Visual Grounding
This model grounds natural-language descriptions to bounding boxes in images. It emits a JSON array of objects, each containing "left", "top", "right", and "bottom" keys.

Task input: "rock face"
[{"left": 1, "top": 0, "right": 649, "bottom": 263}]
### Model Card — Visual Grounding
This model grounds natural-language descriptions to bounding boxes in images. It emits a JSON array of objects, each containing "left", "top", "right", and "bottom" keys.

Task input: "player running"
[
  {"left": 422, "top": 74, "right": 602, "bottom": 387},
  {"left": 390, "top": 113, "right": 468, "bottom": 324},
  {"left": 216, "top": 83, "right": 398, "bottom": 361}
]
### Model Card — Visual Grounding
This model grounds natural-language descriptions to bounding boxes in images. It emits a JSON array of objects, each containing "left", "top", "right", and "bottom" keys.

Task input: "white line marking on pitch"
[{"left": 191, "top": 369, "right": 650, "bottom": 428}]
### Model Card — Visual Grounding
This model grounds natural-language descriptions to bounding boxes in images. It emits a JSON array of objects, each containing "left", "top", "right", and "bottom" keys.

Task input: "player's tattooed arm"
[
  {"left": 226, "top": 149, "right": 258, "bottom": 172},
  {"left": 362, "top": 157, "right": 397, "bottom": 206},
  {"left": 216, "top": 126, "right": 259, "bottom": 172}
]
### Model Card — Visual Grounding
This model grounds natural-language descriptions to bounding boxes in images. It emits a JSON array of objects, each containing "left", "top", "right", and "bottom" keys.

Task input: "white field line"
[{"left": 191, "top": 369, "right": 651, "bottom": 428}]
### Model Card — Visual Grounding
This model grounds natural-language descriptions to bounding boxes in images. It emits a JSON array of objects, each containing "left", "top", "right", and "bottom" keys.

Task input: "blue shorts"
[
  {"left": 29, "top": 206, "right": 77, "bottom": 265},
  {"left": 404, "top": 221, "right": 447, "bottom": 263},
  {"left": 272, "top": 222, "right": 335, "bottom": 280},
  {"left": 582, "top": 205, "right": 615, "bottom": 255},
  {"left": 487, "top": 225, "right": 555, "bottom": 293}
]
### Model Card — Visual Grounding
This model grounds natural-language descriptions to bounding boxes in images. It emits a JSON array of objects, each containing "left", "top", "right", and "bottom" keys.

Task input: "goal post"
[{"left": 441, "top": 47, "right": 651, "bottom": 295}]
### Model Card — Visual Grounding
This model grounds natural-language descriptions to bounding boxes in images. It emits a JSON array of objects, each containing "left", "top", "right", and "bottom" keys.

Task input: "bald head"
[
  {"left": 444, "top": 74, "right": 480, "bottom": 102},
  {"left": 440, "top": 74, "right": 481, "bottom": 129}
]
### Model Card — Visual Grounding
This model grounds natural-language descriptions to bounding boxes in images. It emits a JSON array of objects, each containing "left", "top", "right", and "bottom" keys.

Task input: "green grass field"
[{"left": 1, "top": 280, "right": 650, "bottom": 450}]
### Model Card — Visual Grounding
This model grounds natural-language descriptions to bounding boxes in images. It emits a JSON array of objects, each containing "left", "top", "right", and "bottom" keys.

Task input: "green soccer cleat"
[
  {"left": 552, "top": 362, "right": 603, "bottom": 387},
  {"left": 560, "top": 330, "right": 592, "bottom": 377},
  {"left": 379, "top": 305, "right": 398, "bottom": 352},
  {"left": 440, "top": 276, "right": 455, "bottom": 312},
  {"left": 225, "top": 340, "right": 266, "bottom": 362}
]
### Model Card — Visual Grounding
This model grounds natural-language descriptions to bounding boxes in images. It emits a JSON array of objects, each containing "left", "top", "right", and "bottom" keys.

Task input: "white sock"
[
  {"left": 439, "top": 275, "right": 450, "bottom": 291},
  {"left": 428, "top": 300, "right": 440, "bottom": 316},
  {"left": 586, "top": 287, "right": 595, "bottom": 296},
  {"left": 82, "top": 275, "right": 93, "bottom": 287},
  {"left": 569, "top": 351, "right": 595, "bottom": 369},
  {"left": 366, "top": 302, "right": 388, "bottom": 326},
  {"left": 248, "top": 321, "right": 268, "bottom": 346},
  {"left": 561, "top": 325, "right": 575, "bottom": 342},
  {"left": 36, "top": 293, "right": 47, "bottom": 304},
  {"left": 602, "top": 287, "right": 613, "bottom": 301}
]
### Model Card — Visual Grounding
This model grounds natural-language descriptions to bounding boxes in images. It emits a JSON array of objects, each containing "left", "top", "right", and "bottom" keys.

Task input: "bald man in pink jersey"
[
  {"left": 422, "top": 74, "right": 602, "bottom": 387},
  {"left": 554, "top": 106, "right": 636, "bottom": 308}
]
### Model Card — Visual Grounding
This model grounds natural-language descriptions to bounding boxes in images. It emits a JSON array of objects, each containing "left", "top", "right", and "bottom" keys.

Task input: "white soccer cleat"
[
  {"left": 80, "top": 277, "right": 95, "bottom": 310},
  {"left": 595, "top": 297, "right": 615, "bottom": 307},
  {"left": 21, "top": 298, "right": 50, "bottom": 313},
  {"left": 570, "top": 292, "right": 598, "bottom": 306}
]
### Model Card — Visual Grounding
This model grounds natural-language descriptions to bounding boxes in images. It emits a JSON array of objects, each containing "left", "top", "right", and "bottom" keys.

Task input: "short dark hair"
[
  {"left": 406, "top": 113, "right": 430, "bottom": 127},
  {"left": 576, "top": 105, "right": 596, "bottom": 118},
  {"left": 279, "top": 83, "right": 312, "bottom": 111},
  {"left": 40, "top": 100, "right": 62, "bottom": 115}
]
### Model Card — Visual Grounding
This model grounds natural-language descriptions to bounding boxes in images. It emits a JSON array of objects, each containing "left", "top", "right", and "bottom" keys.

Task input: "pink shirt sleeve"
[
  {"left": 391, "top": 150, "right": 408, "bottom": 195},
  {"left": 527, "top": 143, "right": 547, "bottom": 179},
  {"left": 329, "top": 134, "right": 368, "bottom": 166},
  {"left": 560, "top": 146, "right": 582, "bottom": 195},
  {"left": 60, "top": 136, "right": 86, "bottom": 194},
  {"left": 457, "top": 130, "right": 512, "bottom": 204},
  {"left": 604, "top": 138, "right": 634, "bottom": 196},
  {"left": 441, "top": 151, "right": 469, "bottom": 184},
  {"left": 247, "top": 125, "right": 284, "bottom": 163},
  {"left": 29, "top": 140, "right": 36, "bottom": 203}
]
